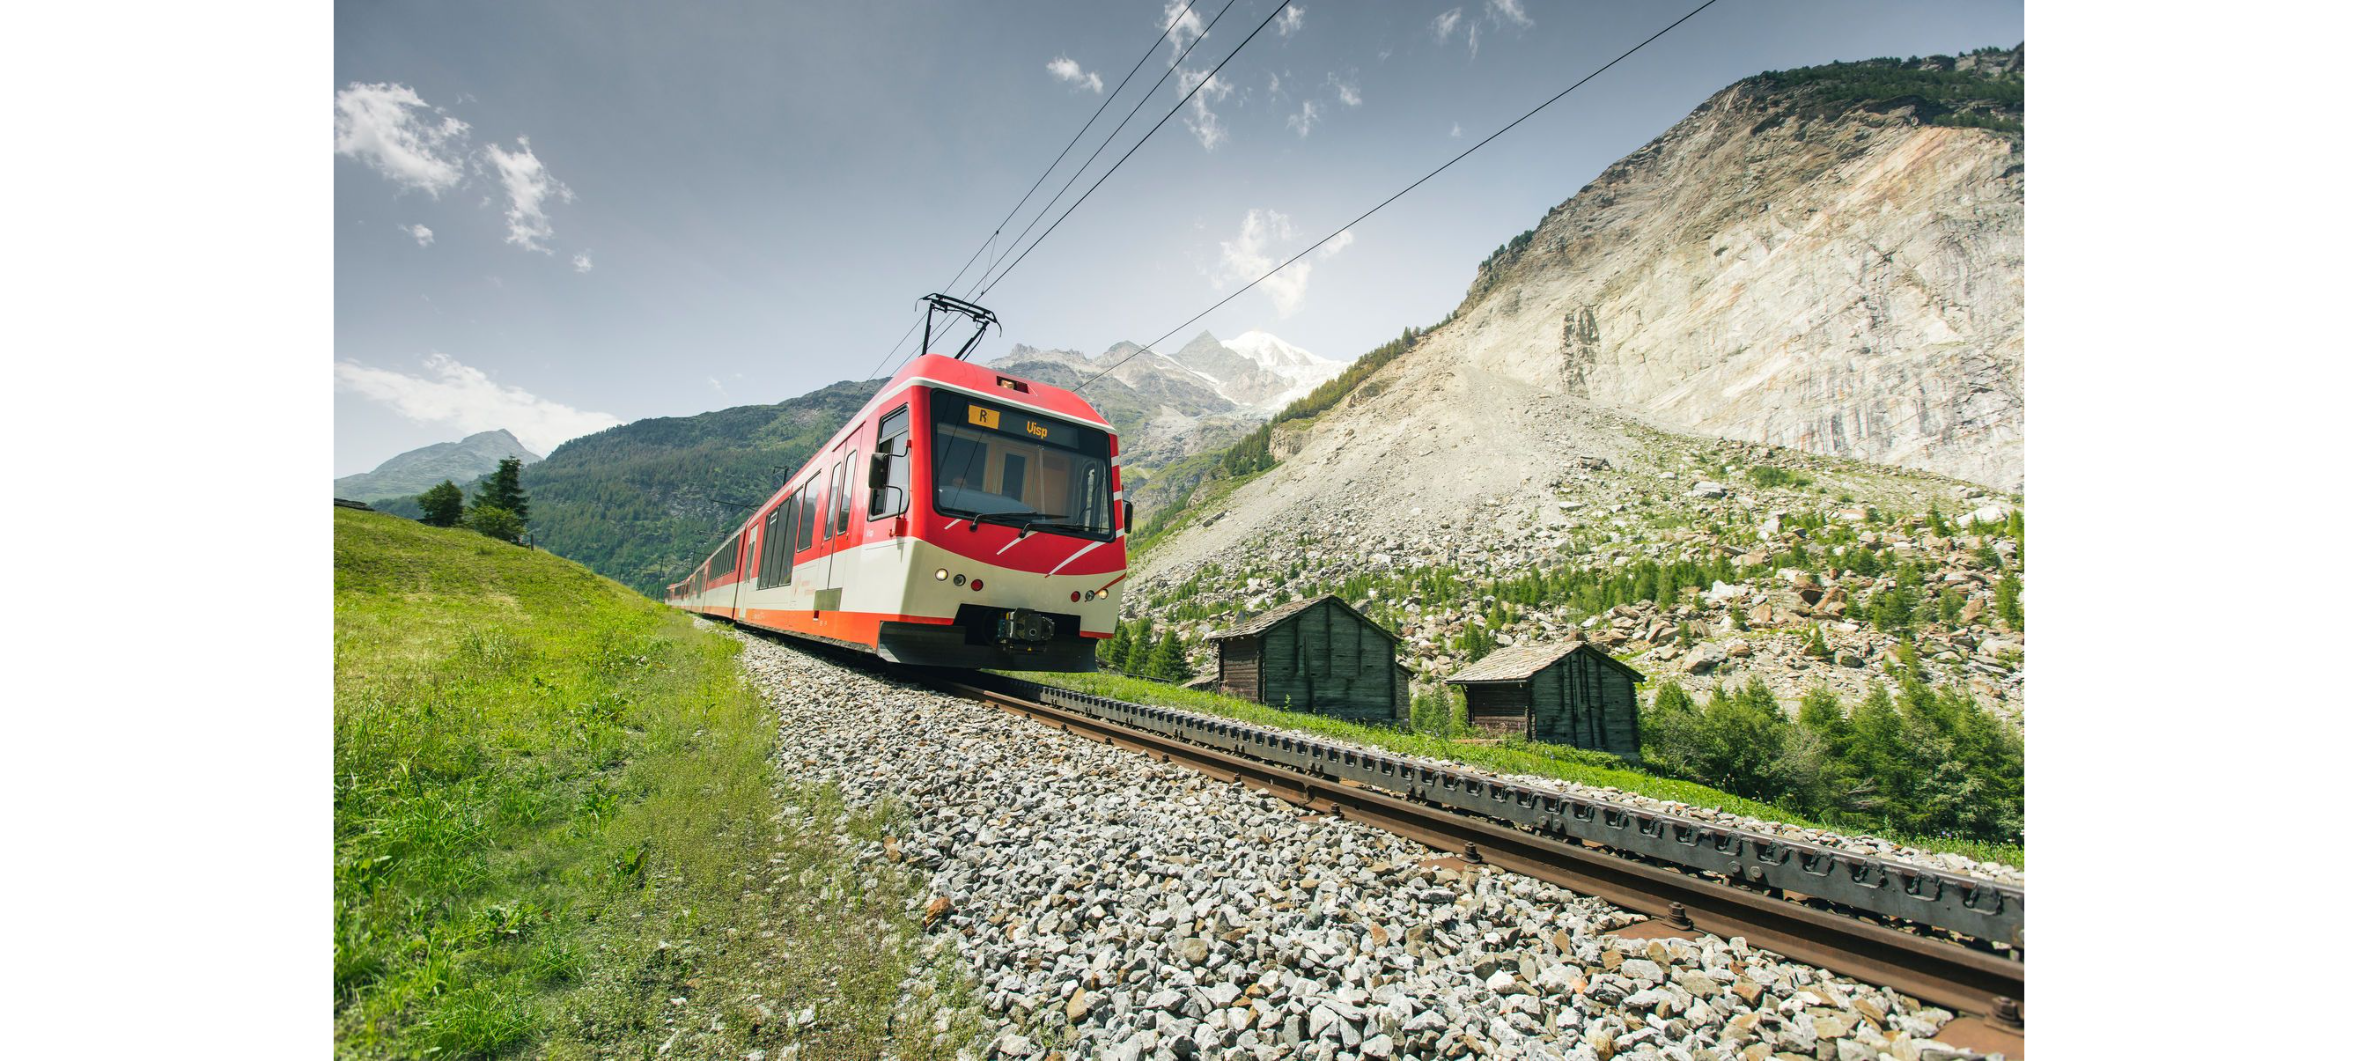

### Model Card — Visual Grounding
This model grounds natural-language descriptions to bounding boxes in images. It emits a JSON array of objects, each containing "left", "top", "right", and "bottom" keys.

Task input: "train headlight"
[
  {"left": 934, "top": 568, "right": 948, "bottom": 581},
  {"left": 953, "top": 573, "right": 966, "bottom": 586},
  {"left": 971, "top": 579, "right": 984, "bottom": 591}
]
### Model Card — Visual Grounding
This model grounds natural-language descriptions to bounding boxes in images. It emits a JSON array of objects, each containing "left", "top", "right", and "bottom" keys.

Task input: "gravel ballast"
[{"left": 736, "top": 633, "right": 2001, "bottom": 1061}]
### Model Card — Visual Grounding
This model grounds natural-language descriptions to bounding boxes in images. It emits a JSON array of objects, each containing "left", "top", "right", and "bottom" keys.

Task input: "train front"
[{"left": 877, "top": 359, "right": 1127, "bottom": 671}]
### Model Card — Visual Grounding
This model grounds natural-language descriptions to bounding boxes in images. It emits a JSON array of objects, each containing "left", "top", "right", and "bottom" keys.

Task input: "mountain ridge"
[{"left": 336, "top": 428, "right": 541, "bottom": 503}]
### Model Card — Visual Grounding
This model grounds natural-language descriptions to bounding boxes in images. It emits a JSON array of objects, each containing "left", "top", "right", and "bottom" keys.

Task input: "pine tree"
[
  {"left": 471, "top": 457, "right": 530, "bottom": 524},
  {"left": 1103, "top": 622, "right": 1133, "bottom": 671},
  {"left": 1937, "top": 588, "right": 1966, "bottom": 627},
  {"left": 1148, "top": 632, "right": 1187, "bottom": 681},
  {"left": 1119, "top": 621, "right": 1154, "bottom": 675},
  {"left": 1996, "top": 574, "right": 2023, "bottom": 630},
  {"left": 417, "top": 480, "right": 465, "bottom": 527}
]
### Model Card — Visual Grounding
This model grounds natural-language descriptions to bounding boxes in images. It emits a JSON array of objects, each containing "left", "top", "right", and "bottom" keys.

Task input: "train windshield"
[{"left": 931, "top": 394, "right": 1115, "bottom": 539}]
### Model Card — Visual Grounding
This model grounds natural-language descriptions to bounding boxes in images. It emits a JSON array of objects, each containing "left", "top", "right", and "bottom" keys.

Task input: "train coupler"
[{"left": 995, "top": 608, "right": 1056, "bottom": 649}]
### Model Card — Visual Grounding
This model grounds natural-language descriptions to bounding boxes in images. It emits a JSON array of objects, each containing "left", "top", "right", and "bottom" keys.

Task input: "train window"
[
  {"left": 757, "top": 505, "right": 782, "bottom": 589},
  {"left": 1001, "top": 453, "right": 1027, "bottom": 503},
  {"left": 778, "top": 498, "right": 793, "bottom": 569},
  {"left": 872, "top": 405, "right": 910, "bottom": 518},
  {"left": 833, "top": 451, "right": 855, "bottom": 536},
  {"left": 712, "top": 533, "right": 738, "bottom": 578},
  {"left": 795, "top": 479, "right": 818, "bottom": 551},
  {"left": 930, "top": 395, "right": 1115, "bottom": 539}
]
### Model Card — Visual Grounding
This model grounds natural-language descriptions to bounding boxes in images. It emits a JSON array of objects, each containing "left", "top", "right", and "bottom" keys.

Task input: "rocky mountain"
[
  {"left": 1125, "top": 49, "right": 2028, "bottom": 717},
  {"left": 986, "top": 330, "right": 1341, "bottom": 476},
  {"left": 987, "top": 342, "right": 1257, "bottom": 471},
  {"left": 514, "top": 380, "right": 882, "bottom": 595},
  {"left": 336, "top": 429, "right": 540, "bottom": 503},
  {"left": 1458, "top": 47, "right": 2023, "bottom": 488},
  {"left": 1162, "top": 330, "right": 1346, "bottom": 411}
]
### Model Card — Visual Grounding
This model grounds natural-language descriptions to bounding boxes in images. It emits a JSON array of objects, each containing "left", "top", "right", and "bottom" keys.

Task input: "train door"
[
  {"left": 834, "top": 442, "right": 862, "bottom": 582},
  {"left": 816, "top": 451, "right": 846, "bottom": 613},
  {"left": 728, "top": 529, "right": 748, "bottom": 619},
  {"left": 794, "top": 474, "right": 821, "bottom": 618}
]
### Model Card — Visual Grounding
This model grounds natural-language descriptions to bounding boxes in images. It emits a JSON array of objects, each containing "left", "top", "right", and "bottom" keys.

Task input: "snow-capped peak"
[
  {"left": 1221, "top": 331, "right": 1334, "bottom": 379},
  {"left": 1214, "top": 331, "right": 1344, "bottom": 410}
]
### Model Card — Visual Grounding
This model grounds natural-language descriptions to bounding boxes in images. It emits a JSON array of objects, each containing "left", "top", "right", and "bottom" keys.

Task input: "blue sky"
[{"left": 333, "top": 0, "right": 2023, "bottom": 476}]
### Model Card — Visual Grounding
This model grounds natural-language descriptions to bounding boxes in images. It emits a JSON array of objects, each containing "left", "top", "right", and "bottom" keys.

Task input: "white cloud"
[
  {"left": 1046, "top": 55, "right": 1103, "bottom": 93},
  {"left": 335, "top": 352, "right": 621, "bottom": 455},
  {"left": 1431, "top": 8, "right": 1463, "bottom": 43},
  {"left": 1215, "top": 209, "right": 1348, "bottom": 317},
  {"left": 1186, "top": 96, "right": 1227, "bottom": 150},
  {"left": 1329, "top": 73, "right": 1361, "bottom": 107},
  {"left": 1177, "top": 68, "right": 1231, "bottom": 151},
  {"left": 1286, "top": 100, "right": 1321, "bottom": 138},
  {"left": 334, "top": 82, "right": 470, "bottom": 195},
  {"left": 572, "top": 252, "right": 593, "bottom": 273},
  {"left": 406, "top": 224, "right": 434, "bottom": 247},
  {"left": 1275, "top": 6, "right": 1306, "bottom": 38},
  {"left": 1435, "top": 2, "right": 1530, "bottom": 58},
  {"left": 1488, "top": 0, "right": 1534, "bottom": 29},
  {"left": 480, "top": 136, "right": 573, "bottom": 253},
  {"left": 1164, "top": 0, "right": 1206, "bottom": 57},
  {"left": 1450, "top": 121, "right": 1463, "bottom": 138}
]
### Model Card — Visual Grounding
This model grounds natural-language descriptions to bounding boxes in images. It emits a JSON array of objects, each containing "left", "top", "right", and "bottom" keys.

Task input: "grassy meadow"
[{"left": 334, "top": 507, "right": 973, "bottom": 1059}]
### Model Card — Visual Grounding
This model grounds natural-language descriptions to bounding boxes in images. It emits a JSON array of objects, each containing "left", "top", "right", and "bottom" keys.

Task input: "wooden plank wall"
[
  {"left": 1259, "top": 600, "right": 1396, "bottom": 723},
  {"left": 1465, "top": 684, "right": 1529, "bottom": 737},
  {"left": 1218, "top": 638, "right": 1262, "bottom": 701}
]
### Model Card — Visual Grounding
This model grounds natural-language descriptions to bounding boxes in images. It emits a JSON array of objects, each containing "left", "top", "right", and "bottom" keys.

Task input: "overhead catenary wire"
[
  {"left": 973, "top": 0, "right": 1285, "bottom": 300},
  {"left": 1078, "top": 0, "right": 1723, "bottom": 393},
  {"left": 860, "top": 2, "right": 1208, "bottom": 381}
]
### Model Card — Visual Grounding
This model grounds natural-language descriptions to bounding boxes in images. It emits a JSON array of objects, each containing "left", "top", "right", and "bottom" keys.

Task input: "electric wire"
[
  {"left": 1078, "top": 0, "right": 1723, "bottom": 392},
  {"left": 971, "top": 0, "right": 1282, "bottom": 300},
  {"left": 860, "top": 2, "right": 1206, "bottom": 381}
]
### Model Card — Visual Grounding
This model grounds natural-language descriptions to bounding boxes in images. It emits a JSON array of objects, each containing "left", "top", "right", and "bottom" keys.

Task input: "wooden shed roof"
[
  {"left": 1207, "top": 594, "right": 1400, "bottom": 643},
  {"left": 1444, "top": 641, "right": 1647, "bottom": 685}
]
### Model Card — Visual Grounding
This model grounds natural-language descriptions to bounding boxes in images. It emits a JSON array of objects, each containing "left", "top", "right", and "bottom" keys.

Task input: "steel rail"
[{"left": 924, "top": 672, "right": 2025, "bottom": 1040}]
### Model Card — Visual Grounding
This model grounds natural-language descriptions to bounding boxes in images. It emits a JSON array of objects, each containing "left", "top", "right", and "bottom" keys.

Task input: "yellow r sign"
[{"left": 967, "top": 405, "right": 1000, "bottom": 429}]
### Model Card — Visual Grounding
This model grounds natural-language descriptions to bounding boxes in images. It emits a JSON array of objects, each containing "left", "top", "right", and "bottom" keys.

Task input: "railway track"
[{"left": 914, "top": 669, "right": 2027, "bottom": 1057}]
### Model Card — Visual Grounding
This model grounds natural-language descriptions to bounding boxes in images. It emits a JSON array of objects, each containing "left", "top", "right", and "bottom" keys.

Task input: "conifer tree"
[
  {"left": 471, "top": 457, "right": 530, "bottom": 524},
  {"left": 1104, "top": 622, "right": 1132, "bottom": 670},
  {"left": 1148, "top": 632, "right": 1187, "bottom": 681},
  {"left": 417, "top": 480, "right": 465, "bottom": 527}
]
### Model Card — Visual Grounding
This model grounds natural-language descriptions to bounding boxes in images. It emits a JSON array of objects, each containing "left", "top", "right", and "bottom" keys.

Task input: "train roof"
[
  {"left": 878, "top": 354, "right": 1113, "bottom": 429},
  {"left": 692, "top": 353, "right": 1118, "bottom": 573}
]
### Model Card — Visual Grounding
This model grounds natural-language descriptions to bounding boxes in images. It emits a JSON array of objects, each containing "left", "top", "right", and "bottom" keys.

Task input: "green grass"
[
  {"left": 1006, "top": 669, "right": 2022, "bottom": 869},
  {"left": 335, "top": 508, "right": 976, "bottom": 1059}
]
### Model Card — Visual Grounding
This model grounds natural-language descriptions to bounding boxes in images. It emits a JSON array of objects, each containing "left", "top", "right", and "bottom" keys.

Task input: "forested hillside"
[{"left": 517, "top": 379, "right": 880, "bottom": 595}]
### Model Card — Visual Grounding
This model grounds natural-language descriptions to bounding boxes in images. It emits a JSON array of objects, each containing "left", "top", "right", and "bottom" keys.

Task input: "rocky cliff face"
[
  {"left": 1455, "top": 49, "right": 2023, "bottom": 488},
  {"left": 1126, "top": 50, "right": 2028, "bottom": 715}
]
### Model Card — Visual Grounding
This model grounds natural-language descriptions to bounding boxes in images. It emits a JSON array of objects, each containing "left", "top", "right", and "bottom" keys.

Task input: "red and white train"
[{"left": 665, "top": 351, "right": 1127, "bottom": 670}]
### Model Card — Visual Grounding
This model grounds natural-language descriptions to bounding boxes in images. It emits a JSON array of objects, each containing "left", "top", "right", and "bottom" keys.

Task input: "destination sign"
[{"left": 954, "top": 396, "right": 1090, "bottom": 450}]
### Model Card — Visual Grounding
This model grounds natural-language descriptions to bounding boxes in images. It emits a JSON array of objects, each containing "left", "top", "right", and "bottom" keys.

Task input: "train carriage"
[{"left": 668, "top": 351, "right": 1127, "bottom": 670}]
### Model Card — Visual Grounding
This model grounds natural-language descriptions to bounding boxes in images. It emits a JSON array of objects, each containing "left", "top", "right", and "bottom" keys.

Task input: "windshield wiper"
[
  {"left": 967, "top": 509, "right": 1051, "bottom": 531},
  {"left": 1020, "top": 517, "right": 1100, "bottom": 539}
]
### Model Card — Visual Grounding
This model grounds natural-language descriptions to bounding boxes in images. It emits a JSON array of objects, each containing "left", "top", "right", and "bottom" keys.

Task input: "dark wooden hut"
[
  {"left": 1444, "top": 641, "right": 1645, "bottom": 758},
  {"left": 1208, "top": 595, "right": 1406, "bottom": 724}
]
